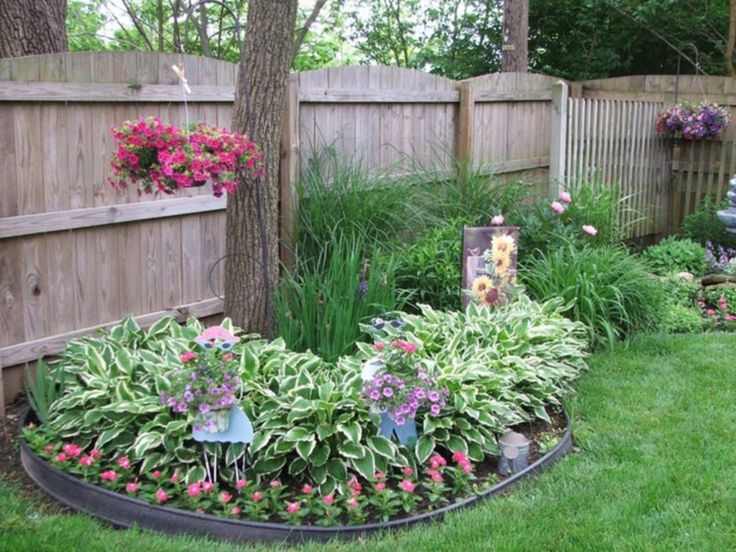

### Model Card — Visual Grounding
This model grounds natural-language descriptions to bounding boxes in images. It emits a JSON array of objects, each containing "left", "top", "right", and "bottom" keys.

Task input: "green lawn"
[{"left": 2, "top": 333, "right": 736, "bottom": 551}]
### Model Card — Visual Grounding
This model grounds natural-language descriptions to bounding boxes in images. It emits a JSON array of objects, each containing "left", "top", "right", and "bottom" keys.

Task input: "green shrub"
[
  {"left": 641, "top": 237, "right": 706, "bottom": 276},
  {"left": 510, "top": 182, "right": 627, "bottom": 263},
  {"left": 273, "top": 236, "right": 405, "bottom": 362},
  {"left": 681, "top": 196, "right": 736, "bottom": 248},
  {"left": 659, "top": 304, "right": 703, "bottom": 334},
  {"left": 522, "top": 242, "right": 665, "bottom": 348},
  {"left": 391, "top": 217, "right": 471, "bottom": 312},
  {"left": 655, "top": 274, "right": 701, "bottom": 308}
]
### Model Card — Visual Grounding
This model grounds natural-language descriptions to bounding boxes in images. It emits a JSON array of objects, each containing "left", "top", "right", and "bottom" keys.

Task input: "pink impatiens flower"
[
  {"left": 89, "top": 449, "right": 102, "bottom": 459},
  {"left": 582, "top": 225, "right": 598, "bottom": 236},
  {"left": 491, "top": 214, "right": 505, "bottom": 225},
  {"left": 43, "top": 445, "right": 55, "bottom": 455},
  {"left": 251, "top": 491, "right": 263, "bottom": 502},
  {"left": 301, "top": 484, "right": 314, "bottom": 494},
  {"left": 550, "top": 201, "right": 565, "bottom": 215},
  {"left": 180, "top": 351, "right": 198, "bottom": 363},
  {"left": 322, "top": 495, "right": 335, "bottom": 505},
  {"left": 559, "top": 191, "right": 572, "bottom": 204},
  {"left": 202, "top": 481, "right": 215, "bottom": 493},
  {"left": 347, "top": 497, "right": 359, "bottom": 508},
  {"left": 402, "top": 466, "right": 414, "bottom": 477},
  {"left": 187, "top": 483, "right": 201, "bottom": 497},
  {"left": 220, "top": 492, "right": 232, "bottom": 504},
  {"left": 401, "top": 479, "right": 416, "bottom": 493},
  {"left": 62, "top": 443, "right": 82, "bottom": 458},
  {"left": 117, "top": 456, "right": 131, "bottom": 470},
  {"left": 79, "top": 455, "right": 95, "bottom": 467},
  {"left": 269, "top": 479, "right": 282, "bottom": 488},
  {"left": 100, "top": 470, "right": 118, "bottom": 482},
  {"left": 452, "top": 451, "right": 468, "bottom": 464},
  {"left": 125, "top": 482, "right": 140, "bottom": 493},
  {"left": 429, "top": 454, "right": 447, "bottom": 469},
  {"left": 155, "top": 488, "right": 168, "bottom": 503},
  {"left": 152, "top": 470, "right": 162, "bottom": 479},
  {"left": 286, "top": 501, "right": 300, "bottom": 514},
  {"left": 229, "top": 506, "right": 242, "bottom": 516},
  {"left": 55, "top": 453, "right": 69, "bottom": 463},
  {"left": 374, "top": 482, "right": 386, "bottom": 492},
  {"left": 236, "top": 479, "right": 247, "bottom": 489}
]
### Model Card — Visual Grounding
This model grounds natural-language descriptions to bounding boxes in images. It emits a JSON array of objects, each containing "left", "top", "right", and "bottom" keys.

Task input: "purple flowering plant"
[
  {"left": 705, "top": 241, "right": 736, "bottom": 274},
  {"left": 161, "top": 326, "right": 241, "bottom": 423},
  {"left": 360, "top": 340, "right": 448, "bottom": 425},
  {"left": 657, "top": 102, "right": 730, "bottom": 140}
]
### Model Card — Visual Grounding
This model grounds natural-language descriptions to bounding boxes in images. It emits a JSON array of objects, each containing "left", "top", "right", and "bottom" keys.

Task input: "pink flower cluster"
[
  {"left": 109, "top": 116, "right": 264, "bottom": 197},
  {"left": 550, "top": 191, "right": 598, "bottom": 237}
]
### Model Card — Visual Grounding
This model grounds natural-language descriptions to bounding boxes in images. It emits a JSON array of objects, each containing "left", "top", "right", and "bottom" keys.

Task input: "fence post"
[
  {"left": 279, "top": 76, "right": 300, "bottom": 271},
  {"left": 549, "top": 80, "right": 569, "bottom": 198},
  {"left": 457, "top": 81, "right": 475, "bottom": 181}
]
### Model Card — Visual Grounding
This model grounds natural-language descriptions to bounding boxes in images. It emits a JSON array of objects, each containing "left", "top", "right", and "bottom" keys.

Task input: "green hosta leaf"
[
  {"left": 165, "top": 420, "right": 189, "bottom": 434},
  {"left": 288, "top": 457, "right": 308, "bottom": 476},
  {"left": 252, "top": 455, "right": 287, "bottom": 475},
  {"left": 283, "top": 427, "right": 311, "bottom": 442},
  {"left": 337, "top": 422, "right": 362, "bottom": 444},
  {"left": 115, "top": 348, "right": 134, "bottom": 377},
  {"left": 311, "top": 443, "right": 330, "bottom": 467},
  {"left": 250, "top": 431, "right": 271, "bottom": 454},
  {"left": 186, "top": 465, "right": 206, "bottom": 484},
  {"left": 175, "top": 446, "right": 197, "bottom": 463},
  {"left": 147, "top": 317, "right": 173, "bottom": 338},
  {"left": 367, "top": 436, "right": 395, "bottom": 459},
  {"left": 446, "top": 435, "right": 468, "bottom": 454},
  {"left": 139, "top": 452, "right": 163, "bottom": 474},
  {"left": 296, "top": 436, "right": 316, "bottom": 461},
  {"left": 467, "top": 442, "right": 485, "bottom": 462},
  {"left": 82, "top": 409, "right": 103, "bottom": 427},
  {"left": 316, "top": 423, "right": 336, "bottom": 440},
  {"left": 274, "top": 438, "right": 296, "bottom": 455},
  {"left": 350, "top": 450, "right": 375, "bottom": 480},
  {"left": 95, "top": 426, "right": 127, "bottom": 450},
  {"left": 226, "top": 443, "right": 245, "bottom": 465},
  {"left": 310, "top": 463, "right": 328, "bottom": 484},
  {"left": 338, "top": 442, "right": 365, "bottom": 460},
  {"left": 325, "top": 458, "right": 348, "bottom": 481},
  {"left": 115, "top": 381, "right": 136, "bottom": 402},
  {"left": 415, "top": 435, "right": 435, "bottom": 464},
  {"left": 319, "top": 478, "right": 337, "bottom": 496},
  {"left": 132, "top": 431, "right": 163, "bottom": 458}
]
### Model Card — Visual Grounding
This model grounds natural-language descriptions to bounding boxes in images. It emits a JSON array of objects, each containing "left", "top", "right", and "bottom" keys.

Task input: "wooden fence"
[
  {"left": 0, "top": 52, "right": 561, "bottom": 410},
  {"left": 551, "top": 75, "right": 736, "bottom": 237}
]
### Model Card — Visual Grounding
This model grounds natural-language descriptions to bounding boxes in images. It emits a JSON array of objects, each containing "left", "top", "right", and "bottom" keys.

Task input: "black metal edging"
[{"left": 19, "top": 409, "right": 573, "bottom": 544}]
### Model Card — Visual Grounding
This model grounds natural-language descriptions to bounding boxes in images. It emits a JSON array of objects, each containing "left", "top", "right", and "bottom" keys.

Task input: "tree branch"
[
  {"left": 120, "top": 0, "right": 155, "bottom": 50},
  {"left": 292, "top": 0, "right": 329, "bottom": 61}
]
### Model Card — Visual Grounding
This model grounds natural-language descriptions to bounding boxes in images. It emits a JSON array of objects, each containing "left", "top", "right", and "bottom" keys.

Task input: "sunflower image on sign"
[{"left": 462, "top": 226, "right": 519, "bottom": 308}]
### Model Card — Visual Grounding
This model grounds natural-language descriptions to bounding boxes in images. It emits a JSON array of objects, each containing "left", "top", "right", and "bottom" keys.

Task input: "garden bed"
[{"left": 20, "top": 407, "right": 572, "bottom": 543}]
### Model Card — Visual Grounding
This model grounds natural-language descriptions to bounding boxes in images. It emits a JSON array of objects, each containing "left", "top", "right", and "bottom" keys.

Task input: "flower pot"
[
  {"left": 379, "top": 412, "right": 417, "bottom": 446},
  {"left": 193, "top": 408, "right": 231, "bottom": 433}
]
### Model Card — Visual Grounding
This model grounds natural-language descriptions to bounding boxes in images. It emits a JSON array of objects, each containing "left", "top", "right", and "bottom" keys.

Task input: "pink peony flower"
[
  {"left": 301, "top": 484, "right": 314, "bottom": 494},
  {"left": 100, "top": 470, "right": 118, "bottom": 482},
  {"left": 187, "top": 483, "right": 201, "bottom": 497},
  {"left": 155, "top": 488, "right": 168, "bottom": 503},
  {"left": 79, "top": 455, "right": 95, "bottom": 467},
  {"left": 62, "top": 444, "right": 82, "bottom": 458},
  {"left": 286, "top": 501, "right": 300, "bottom": 514},
  {"left": 202, "top": 481, "right": 215, "bottom": 493},
  {"left": 401, "top": 479, "right": 416, "bottom": 493},
  {"left": 55, "top": 453, "right": 69, "bottom": 463},
  {"left": 322, "top": 495, "right": 335, "bottom": 505},
  {"left": 89, "top": 449, "right": 102, "bottom": 459},
  {"left": 117, "top": 457, "right": 131, "bottom": 470},
  {"left": 402, "top": 466, "right": 414, "bottom": 477},
  {"left": 125, "top": 482, "right": 140, "bottom": 493},
  {"left": 236, "top": 479, "right": 247, "bottom": 489},
  {"left": 180, "top": 351, "right": 198, "bottom": 363},
  {"left": 582, "top": 225, "right": 598, "bottom": 236},
  {"left": 220, "top": 492, "right": 232, "bottom": 503},
  {"left": 491, "top": 214, "right": 505, "bottom": 225},
  {"left": 229, "top": 506, "right": 242, "bottom": 516},
  {"left": 559, "top": 191, "right": 572, "bottom": 204},
  {"left": 252, "top": 491, "right": 263, "bottom": 502},
  {"left": 550, "top": 201, "right": 565, "bottom": 215}
]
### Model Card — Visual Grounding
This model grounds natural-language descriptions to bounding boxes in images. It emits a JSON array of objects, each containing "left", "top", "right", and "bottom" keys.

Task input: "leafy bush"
[
  {"left": 641, "top": 237, "right": 706, "bottom": 276},
  {"left": 654, "top": 274, "right": 701, "bottom": 308},
  {"left": 273, "top": 236, "right": 405, "bottom": 362},
  {"left": 391, "top": 217, "right": 471, "bottom": 312},
  {"left": 659, "top": 304, "right": 703, "bottom": 334},
  {"left": 522, "top": 242, "right": 665, "bottom": 348},
  {"left": 360, "top": 297, "right": 588, "bottom": 463},
  {"left": 510, "top": 182, "right": 628, "bottom": 263},
  {"left": 681, "top": 196, "right": 736, "bottom": 248}
]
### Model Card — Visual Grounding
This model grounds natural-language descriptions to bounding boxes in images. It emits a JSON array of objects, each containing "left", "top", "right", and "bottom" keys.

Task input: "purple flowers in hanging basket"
[{"left": 657, "top": 103, "right": 730, "bottom": 140}]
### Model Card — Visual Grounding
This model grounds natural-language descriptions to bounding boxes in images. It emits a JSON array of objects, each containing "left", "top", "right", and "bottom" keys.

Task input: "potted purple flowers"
[
  {"left": 657, "top": 102, "right": 730, "bottom": 140},
  {"left": 360, "top": 340, "right": 448, "bottom": 445},
  {"left": 161, "top": 326, "right": 242, "bottom": 433}
]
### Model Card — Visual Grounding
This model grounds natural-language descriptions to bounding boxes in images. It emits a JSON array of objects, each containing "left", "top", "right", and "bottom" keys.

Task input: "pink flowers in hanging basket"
[{"left": 108, "top": 116, "right": 264, "bottom": 197}]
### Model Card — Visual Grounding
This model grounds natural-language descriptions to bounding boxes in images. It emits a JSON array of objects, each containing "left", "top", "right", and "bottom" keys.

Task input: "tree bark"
[
  {"left": 727, "top": 0, "right": 736, "bottom": 77},
  {"left": 0, "top": 0, "right": 68, "bottom": 58},
  {"left": 224, "top": 0, "right": 298, "bottom": 335},
  {"left": 501, "top": 0, "right": 528, "bottom": 72}
]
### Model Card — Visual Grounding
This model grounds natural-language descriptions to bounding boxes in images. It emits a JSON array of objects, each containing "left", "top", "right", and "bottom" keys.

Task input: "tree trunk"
[
  {"left": 0, "top": 0, "right": 68, "bottom": 58},
  {"left": 501, "top": 0, "right": 528, "bottom": 72},
  {"left": 224, "top": 0, "right": 298, "bottom": 335},
  {"left": 727, "top": 0, "right": 736, "bottom": 77}
]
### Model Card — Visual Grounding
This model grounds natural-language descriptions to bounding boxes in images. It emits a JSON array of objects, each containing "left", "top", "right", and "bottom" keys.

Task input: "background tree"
[
  {"left": 224, "top": 0, "right": 298, "bottom": 333},
  {"left": 0, "top": 0, "right": 68, "bottom": 57}
]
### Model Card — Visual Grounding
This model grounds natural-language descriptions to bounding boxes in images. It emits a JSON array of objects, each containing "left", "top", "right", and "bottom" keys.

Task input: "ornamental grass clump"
[
  {"left": 109, "top": 116, "right": 263, "bottom": 197},
  {"left": 360, "top": 340, "right": 448, "bottom": 424}
]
